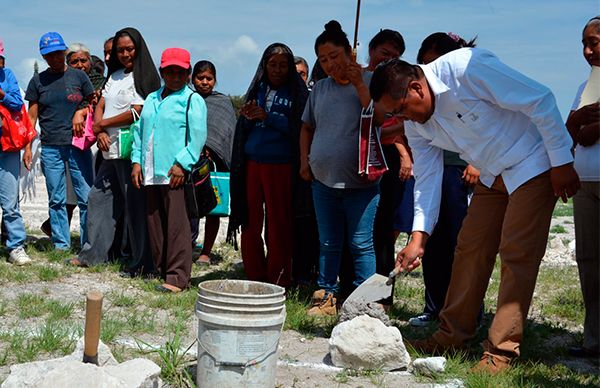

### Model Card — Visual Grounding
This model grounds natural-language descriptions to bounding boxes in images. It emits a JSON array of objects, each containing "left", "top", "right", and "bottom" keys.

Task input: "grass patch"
[
  {"left": 47, "top": 300, "right": 75, "bottom": 321},
  {"left": 109, "top": 291, "right": 137, "bottom": 307},
  {"left": 550, "top": 224, "right": 568, "bottom": 234},
  {"left": 333, "top": 368, "right": 384, "bottom": 385},
  {"left": 16, "top": 294, "right": 76, "bottom": 321},
  {"left": 124, "top": 309, "right": 157, "bottom": 334},
  {"left": 284, "top": 289, "right": 336, "bottom": 337},
  {"left": 36, "top": 320, "right": 76, "bottom": 353},
  {"left": 37, "top": 266, "right": 61, "bottom": 281},
  {"left": 17, "top": 293, "right": 46, "bottom": 318},
  {"left": 552, "top": 200, "right": 573, "bottom": 217},
  {"left": 101, "top": 317, "right": 124, "bottom": 343},
  {"left": 541, "top": 287, "right": 584, "bottom": 322},
  {"left": 137, "top": 325, "right": 196, "bottom": 387}
]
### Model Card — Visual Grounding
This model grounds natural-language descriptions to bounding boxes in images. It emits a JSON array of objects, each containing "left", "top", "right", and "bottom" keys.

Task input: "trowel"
[{"left": 343, "top": 267, "right": 403, "bottom": 306}]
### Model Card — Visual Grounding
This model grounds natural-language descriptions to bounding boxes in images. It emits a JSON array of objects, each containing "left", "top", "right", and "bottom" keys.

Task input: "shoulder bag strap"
[{"left": 184, "top": 91, "right": 195, "bottom": 147}]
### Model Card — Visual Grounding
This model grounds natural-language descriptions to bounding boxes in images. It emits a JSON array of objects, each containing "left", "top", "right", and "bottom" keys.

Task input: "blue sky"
[{"left": 1, "top": 0, "right": 597, "bottom": 117}]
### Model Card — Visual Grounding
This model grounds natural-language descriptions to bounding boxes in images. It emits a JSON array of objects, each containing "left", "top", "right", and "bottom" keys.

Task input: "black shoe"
[{"left": 568, "top": 346, "right": 600, "bottom": 358}]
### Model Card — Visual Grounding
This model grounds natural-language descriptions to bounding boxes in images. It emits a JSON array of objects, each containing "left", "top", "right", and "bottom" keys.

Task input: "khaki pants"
[
  {"left": 573, "top": 181, "right": 600, "bottom": 352},
  {"left": 432, "top": 171, "right": 557, "bottom": 358}
]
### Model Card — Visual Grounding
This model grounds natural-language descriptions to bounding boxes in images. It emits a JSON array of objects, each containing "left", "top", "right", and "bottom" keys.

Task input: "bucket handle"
[{"left": 198, "top": 326, "right": 283, "bottom": 369}]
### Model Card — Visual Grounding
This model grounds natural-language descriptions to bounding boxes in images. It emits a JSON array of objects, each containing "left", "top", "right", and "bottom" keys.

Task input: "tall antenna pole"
[{"left": 352, "top": 0, "right": 361, "bottom": 60}]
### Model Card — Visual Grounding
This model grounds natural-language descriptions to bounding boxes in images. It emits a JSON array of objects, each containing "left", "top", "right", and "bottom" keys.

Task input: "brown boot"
[
  {"left": 471, "top": 351, "right": 511, "bottom": 374},
  {"left": 307, "top": 290, "right": 337, "bottom": 316},
  {"left": 310, "top": 289, "right": 326, "bottom": 304}
]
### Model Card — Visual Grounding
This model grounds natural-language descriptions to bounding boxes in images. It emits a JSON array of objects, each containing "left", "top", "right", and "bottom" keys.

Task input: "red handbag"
[
  {"left": 358, "top": 100, "right": 388, "bottom": 181},
  {"left": 0, "top": 104, "right": 37, "bottom": 152}
]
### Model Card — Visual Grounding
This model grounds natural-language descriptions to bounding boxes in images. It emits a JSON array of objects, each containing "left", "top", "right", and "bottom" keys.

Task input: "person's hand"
[
  {"left": 574, "top": 102, "right": 600, "bottom": 126},
  {"left": 394, "top": 232, "right": 428, "bottom": 274},
  {"left": 131, "top": 163, "right": 143, "bottom": 189},
  {"left": 550, "top": 163, "right": 580, "bottom": 203},
  {"left": 168, "top": 163, "right": 185, "bottom": 189},
  {"left": 240, "top": 100, "right": 267, "bottom": 121},
  {"left": 96, "top": 132, "right": 111, "bottom": 152},
  {"left": 91, "top": 90, "right": 102, "bottom": 106},
  {"left": 399, "top": 155, "right": 413, "bottom": 181},
  {"left": 462, "top": 164, "right": 480, "bottom": 186},
  {"left": 92, "top": 119, "right": 105, "bottom": 135},
  {"left": 576, "top": 122, "right": 600, "bottom": 147},
  {"left": 22, "top": 147, "right": 32, "bottom": 171},
  {"left": 345, "top": 61, "right": 364, "bottom": 87},
  {"left": 72, "top": 109, "right": 86, "bottom": 137},
  {"left": 300, "top": 159, "right": 313, "bottom": 181}
]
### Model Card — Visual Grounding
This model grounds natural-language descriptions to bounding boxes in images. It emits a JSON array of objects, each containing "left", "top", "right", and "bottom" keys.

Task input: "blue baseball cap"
[{"left": 39, "top": 32, "right": 67, "bottom": 55}]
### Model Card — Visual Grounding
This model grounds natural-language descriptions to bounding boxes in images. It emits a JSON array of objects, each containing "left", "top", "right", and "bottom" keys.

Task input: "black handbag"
[{"left": 183, "top": 92, "right": 217, "bottom": 218}]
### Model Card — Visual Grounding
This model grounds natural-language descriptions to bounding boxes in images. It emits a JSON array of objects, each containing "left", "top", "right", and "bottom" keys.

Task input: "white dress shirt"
[{"left": 406, "top": 48, "right": 573, "bottom": 234}]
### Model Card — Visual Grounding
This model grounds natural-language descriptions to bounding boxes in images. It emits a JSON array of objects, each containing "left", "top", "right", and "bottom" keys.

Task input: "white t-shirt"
[
  {"left": 571, "top": 81, "right": 600, "bottom": 182},
  {"left": 101, "top": 69, "right": 144, "bottom": 159}
]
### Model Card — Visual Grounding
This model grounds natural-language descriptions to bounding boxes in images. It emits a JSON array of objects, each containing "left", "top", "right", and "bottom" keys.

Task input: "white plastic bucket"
[{"left": 196, "top": 280, "right": 286, "bottom": 388}]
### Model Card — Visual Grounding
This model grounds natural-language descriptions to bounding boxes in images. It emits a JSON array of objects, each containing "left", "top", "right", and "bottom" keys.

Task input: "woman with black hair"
[
  {"left": 365, "top": 29, "right": 407, "bottom": 283},
  {"left": 69, "top": 27, "right": 160, "bottom": 274},
  {"left": 228, "top": 43, "right": 308, "bottom": 288},
  {"left": 300, "top": 21, "right": 380, "bottom": 315},
  {"left": 189, "top": 60, "right": 236, "bottom": 265}
]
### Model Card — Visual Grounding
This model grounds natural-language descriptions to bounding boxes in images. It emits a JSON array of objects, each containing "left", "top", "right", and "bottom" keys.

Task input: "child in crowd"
[{"left": 131, "top": 48, "right": 207, "bottom": 293}]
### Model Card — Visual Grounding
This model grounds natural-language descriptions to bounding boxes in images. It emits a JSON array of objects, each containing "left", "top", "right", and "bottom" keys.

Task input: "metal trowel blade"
[{"left": 343, "top": 273, "right": 393, "bottom": 306}]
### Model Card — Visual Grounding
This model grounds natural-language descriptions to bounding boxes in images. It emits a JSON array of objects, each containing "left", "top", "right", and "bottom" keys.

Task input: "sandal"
[
  {"left": 195, "top": 254, "right": 211, "bottom": 267},
  {"left": 65, "top": 258, "right": 87, "bottom": 267}
]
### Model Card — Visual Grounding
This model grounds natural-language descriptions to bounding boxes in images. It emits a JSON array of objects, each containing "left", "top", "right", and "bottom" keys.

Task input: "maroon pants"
[
  {"left": 241, "top": 160, "right": 293, "bottom": 287},
  {"left": 146, "top": 185, "right": 192, "bottom": 289}
]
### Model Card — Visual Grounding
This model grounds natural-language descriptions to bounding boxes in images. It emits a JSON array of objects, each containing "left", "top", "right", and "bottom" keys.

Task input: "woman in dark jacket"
[{"left": 228, "top": 43, "right": 308, "bottom": 288}]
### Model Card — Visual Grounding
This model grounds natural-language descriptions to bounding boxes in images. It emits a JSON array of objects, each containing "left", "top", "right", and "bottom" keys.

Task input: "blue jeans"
[
  {"left": 311, "top": 180, "right": 379, "bottom": 295},
  {"left": 40, "top": 145, "right": 92, "bottom": 249},
  {"left": 0, "top": 150, "right": 26, "bottom": 250}
]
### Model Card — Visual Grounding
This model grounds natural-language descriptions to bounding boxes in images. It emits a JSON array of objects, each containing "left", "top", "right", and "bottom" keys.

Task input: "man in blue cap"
[{"left": 24, "top": 32, "right": 95, "bottom": 251}]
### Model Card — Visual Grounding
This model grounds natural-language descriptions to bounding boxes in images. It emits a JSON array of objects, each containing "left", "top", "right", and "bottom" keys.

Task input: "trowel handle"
[
  {"left": 386, "top": 267, "right": 402, "bottom": 285},
  {"left": 83, "top": 290, "right": 103, "bottom": 364}
]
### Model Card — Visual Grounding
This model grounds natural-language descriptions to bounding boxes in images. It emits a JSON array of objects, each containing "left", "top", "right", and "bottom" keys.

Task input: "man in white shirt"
[{"left": 370, "top": 49, "right": 580, "bottom": 374}]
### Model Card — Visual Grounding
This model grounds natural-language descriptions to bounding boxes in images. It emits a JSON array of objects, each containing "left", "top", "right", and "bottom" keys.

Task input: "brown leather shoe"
[
  {"left": 471, "top": 351, "right": 511, "bottom": 374},
  {"left": 307, "top": 290, "right": 337, "bottom": 316}
]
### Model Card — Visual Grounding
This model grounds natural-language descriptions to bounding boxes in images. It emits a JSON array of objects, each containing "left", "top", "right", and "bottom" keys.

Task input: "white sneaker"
[
  {"left": 8, "top": 247, "right": 32, "bottom": 266},
  {"left": 408, "top": 312, "right": 436, "bottom": 327}
]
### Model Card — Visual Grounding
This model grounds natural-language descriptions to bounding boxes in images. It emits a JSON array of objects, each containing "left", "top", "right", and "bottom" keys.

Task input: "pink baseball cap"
[
  {"left": 0, "top": 39, "right": 5, "bottom": 58},
  {"left": 160, "top": 48, "right": 191, "bottom": 69}
]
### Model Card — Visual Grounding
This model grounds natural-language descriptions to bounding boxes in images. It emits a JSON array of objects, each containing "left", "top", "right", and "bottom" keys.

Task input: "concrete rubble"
[
  {"left": 411, "top": 356, "right": 446, "bottom": 376},
  {"left": 1, "top": 337, "right": 162, "bottom": 388},
  {"left": 339, "top": 299, "right": 392, "bottom": 326},
  {"left": 329, "top": 314, "right": 410, "bottom": 371}
]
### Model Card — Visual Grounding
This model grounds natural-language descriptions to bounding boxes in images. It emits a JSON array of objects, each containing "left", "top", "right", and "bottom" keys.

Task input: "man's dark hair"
[
  {"left": 369, "top": 58, "right": 423, "bottom": 102},
  {"left": 416, "top": 32, "right": 477, "bottom": 64},
  {"left": 368, "top": 29, "right": 406, "bottom": 56}
]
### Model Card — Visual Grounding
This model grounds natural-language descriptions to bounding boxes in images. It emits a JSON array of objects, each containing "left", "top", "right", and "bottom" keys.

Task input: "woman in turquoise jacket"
[{"left": 131, "top": 48, "right": 207, "bottom": 293}]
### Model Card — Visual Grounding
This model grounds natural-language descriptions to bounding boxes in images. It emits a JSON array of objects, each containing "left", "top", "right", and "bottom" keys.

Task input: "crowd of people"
[{"left": 0, "top": 15, "right": 597, "bottom": 374}]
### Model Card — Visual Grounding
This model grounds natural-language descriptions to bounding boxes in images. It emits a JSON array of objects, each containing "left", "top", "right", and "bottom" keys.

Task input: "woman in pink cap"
[{"left": 131, "top": 48, "right": 207, "bottom": 293}]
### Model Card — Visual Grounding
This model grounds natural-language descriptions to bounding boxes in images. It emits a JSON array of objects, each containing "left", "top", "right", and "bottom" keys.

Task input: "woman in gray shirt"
[{"left": 300, "top": 20, "right": 380, "bottom": 316}]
